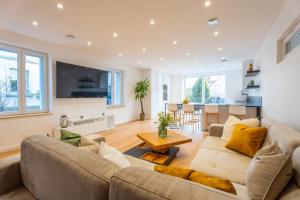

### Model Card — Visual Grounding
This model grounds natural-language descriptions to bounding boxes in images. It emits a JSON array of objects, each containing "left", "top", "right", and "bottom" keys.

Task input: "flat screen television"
[{"left": 56, "top": 61, "right": 108, "bottom": 98}]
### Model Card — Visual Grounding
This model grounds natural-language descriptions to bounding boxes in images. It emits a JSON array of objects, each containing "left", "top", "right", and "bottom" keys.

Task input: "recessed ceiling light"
[
  {"left": 65, "top": 34, "right": 75, "bottom": 39},
  {"left": 194, "top": 59, "right": 198, "bottom": 63},
  {"left": 138, "top": 60, "right": 142, "bottom": 64},
  {"left": 160, "top": 57, "right": 164, "bottom": 61},
  {"left": 208, "top": 18, "right": 219, "bottom": 26},
  {"left": 221, "top": 57, "right": 228, "bottom": 62},
  {"left": 218, "top": 47, "right": 223, "bottom": 51},
  {"left": 113, "top": 32, "right": 118, "bottom": 38},
  {"left": 214, "top": 31, "right": 219, "bottom": 36},
  {"left": 149, "top": 19, "right": 155, "bottom": 25},
  {"left": 118, "top": 53, "right": 123, "bottom": 57},
  {"left": 186, "top": 52, "right": 190, "bottom": 56},
  {"left": 142, "top": 48, "right": 147, "bottom": 52},
  {"left": 32, "top": 21, "right": 38, "bottom": 26},
  {"left": 87, "top": 41, "right": 92, "bottom": 46},
  {"left": 173, "top": 41, "right": 178, "bottom": 45},
  {"left": 57, "top": 3, "right": 64, "bottom": 10},
  {"left": 204, "top": 1, "right": 211, "bottom": 7}
]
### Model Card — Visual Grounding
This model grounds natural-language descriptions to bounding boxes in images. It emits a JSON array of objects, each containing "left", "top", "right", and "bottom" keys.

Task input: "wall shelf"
[
  {"left": 246, "top": 85, "right": 260, "bottom": 89},
  {"left": 245, "top": 70, "right": 260, "bottom": 77}
]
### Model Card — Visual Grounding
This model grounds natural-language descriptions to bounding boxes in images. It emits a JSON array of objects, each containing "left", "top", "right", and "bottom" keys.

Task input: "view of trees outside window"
[
  {"left": 184, "top": 75, "right": 225, "bottom": 104},
  {"left": 0, "top": 49, "right": 19, "bottom": 112}
]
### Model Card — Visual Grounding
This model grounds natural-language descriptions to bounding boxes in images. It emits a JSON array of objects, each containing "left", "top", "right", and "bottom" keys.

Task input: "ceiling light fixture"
[
  {"left": 204, "top": 1, "right": 211, "bottom": 7},
  {"left": 138, "top": 60, "right": 142, "bottom": 64},
  {"left": 213, "top": 31, "right": 219, "bottom": 36},
  {"left": 65, "top": 34, "right": 75, "bottom": 39},
  {"left": 221, "top": 57, "right": 228, "bottom": 62},
  {"left": 32, "top": 21, "right": 38, "bottom": 26},
  {"left": 208, "top": 18, "right": 219, "bottom": 26},
  {"left": 218, "top": 47, "right": 223, "bottom": 51},
  {"left": 150, "top": 19, "right": 155, "bottom": 26},
  {"left": 113, "top": 32, "right": 118, "bottom": 38},
  {"left": 87, "top": 41, "right": 92, "bottom": 46},
  {"left": 160, "top": 57, "right": 164, "bottom": 61},
  {"left": 57, "top": 3, "right": 64, "bottom": 10},
  {"left": 142, "top": 48, "right": 147, "bottom": 52},
  {"left": 118, "top": 53, "right": 123, "bottom": 57},
  {"left": 186, "top": 52, "right": 190, "bottom": 56},
  {"left": 173, "top": 41, "right": 178, "bottom": 45}
]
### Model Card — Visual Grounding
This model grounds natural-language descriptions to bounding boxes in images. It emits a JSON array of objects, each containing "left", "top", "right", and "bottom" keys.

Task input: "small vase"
[{"left": 158, "top": 128, "right": 167, "bottom": 138}]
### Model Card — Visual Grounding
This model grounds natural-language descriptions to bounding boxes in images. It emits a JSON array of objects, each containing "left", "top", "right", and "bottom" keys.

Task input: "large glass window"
[
  {"left": 184, "top": 74, "right": 225, "bottom": 104},
  {"left": 107, "top": 70, "right": 123, "bottom": 106},
  {"left": 0, "top": 43, "right": 48, "bottom": 116}
]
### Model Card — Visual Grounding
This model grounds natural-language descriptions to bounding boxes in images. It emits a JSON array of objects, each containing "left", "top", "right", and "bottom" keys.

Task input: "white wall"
[
  {"left": 0, "top": 29, "right": 142, "bottom": 152},
  {"left": 169, "top": 69, "right": 243, "bottom": 103},
  {"left": 255, "top": 0, "right": 300, "bottom": 131}
]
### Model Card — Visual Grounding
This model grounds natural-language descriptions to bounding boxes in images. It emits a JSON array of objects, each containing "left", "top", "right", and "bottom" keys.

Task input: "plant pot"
[
  {"left": 158, "top": 128, "right": 167, "bottom": 138},
  {"left": 140, "top": 113, "right": 145, "bottom": 121}
]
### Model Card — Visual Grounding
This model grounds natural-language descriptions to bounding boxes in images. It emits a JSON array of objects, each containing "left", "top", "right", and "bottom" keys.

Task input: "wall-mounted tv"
[{"left": 56, "top": 61, "right": 108, "bottom": 98}]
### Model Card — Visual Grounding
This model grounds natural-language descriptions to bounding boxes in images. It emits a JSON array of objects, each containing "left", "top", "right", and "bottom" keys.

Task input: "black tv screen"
[{"left": 56, "top": 61, "right": 108, "bottom": 98}]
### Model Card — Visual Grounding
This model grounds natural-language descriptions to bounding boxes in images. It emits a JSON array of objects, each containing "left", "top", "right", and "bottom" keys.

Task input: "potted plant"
[
  {"left": 155, "top": 112, "right": 174, "bottom": 138},
  {"left": 134, "top": 79, "right": 150, "bottom": 121}
]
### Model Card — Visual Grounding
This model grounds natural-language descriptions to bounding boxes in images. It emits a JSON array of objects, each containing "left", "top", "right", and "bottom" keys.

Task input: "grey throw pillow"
[{"left": 246, "top": 142, "right": 293, "bottom": 200}]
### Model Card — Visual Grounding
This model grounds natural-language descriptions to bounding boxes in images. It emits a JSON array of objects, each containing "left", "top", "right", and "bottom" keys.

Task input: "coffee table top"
[{"left": 137, "top": 130, "right": 192, "bottom": 150}]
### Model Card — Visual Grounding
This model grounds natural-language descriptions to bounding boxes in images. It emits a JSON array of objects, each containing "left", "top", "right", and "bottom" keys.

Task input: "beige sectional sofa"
[{"left": 0, "top": 118, "right": 300, "bottom": 200}]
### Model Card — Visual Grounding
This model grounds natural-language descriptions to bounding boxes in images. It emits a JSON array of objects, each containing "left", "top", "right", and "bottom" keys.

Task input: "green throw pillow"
[{"left": 60, "top": 129, "right": 81, "bottom": 146}]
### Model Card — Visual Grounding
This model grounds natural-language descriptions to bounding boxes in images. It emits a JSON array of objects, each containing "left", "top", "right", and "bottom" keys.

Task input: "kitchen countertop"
[{"left": 165, "top": 101, "right": 261, "bottom": 107}]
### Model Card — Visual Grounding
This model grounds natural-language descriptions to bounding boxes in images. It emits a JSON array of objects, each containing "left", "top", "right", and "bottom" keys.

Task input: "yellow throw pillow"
[
  {"left": 225, "top": 124, "right": 267, "bottom": 157},
  {"left": 189, "top": 171, "right": 237, "bottom": 195},
  {"left": 154, "top": 165, "right": 193, "bottom": 179}
]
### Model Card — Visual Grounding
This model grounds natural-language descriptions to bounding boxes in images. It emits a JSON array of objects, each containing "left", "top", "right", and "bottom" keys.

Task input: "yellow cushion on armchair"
[{"left": 225, "top": 124, "right": 267, "bottom": 157}]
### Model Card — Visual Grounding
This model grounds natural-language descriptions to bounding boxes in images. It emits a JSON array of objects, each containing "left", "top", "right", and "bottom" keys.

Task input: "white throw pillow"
[
  {"left": 246, "top": 142, "right": 293, "bottom": 200},
  {"left": 98, "top": 142, "right": 130, "bottom": 168},
  {"left": 79, "top": 136, "right": 99, "bottom": 154},
  {"left": 221, "top": 115, "right": 260, "bottom": 141}
]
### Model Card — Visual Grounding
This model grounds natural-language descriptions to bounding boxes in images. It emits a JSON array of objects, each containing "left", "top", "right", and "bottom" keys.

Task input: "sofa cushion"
[
  {"left": 124, "top": 155, "right": 154, "bottom": 170},
  {"left": 78, "top": 136, "right": 100, "bottom": 154},
  {"left": 278, "top": 180, "right": 300, "bottom": 200},
  {"left": 21, "top": 135, "right": 119, "bottom": 200},
  {"left": 109, "top": 167, "right": 238, "bottom": 200},
  {"left": 154, "top": 165, "right": 193, "bottom": 179},
  {"left": 0, "top": 186, "right": 36, "bottom": 200},
  {"left": 190, "top": 148, "right": 252, "bottom": 185},
  {"left": 246, "top": 142, "right": 293, "bottom": 200},
  {"left": 292, "top": 147, "right": 300, "bottom": 187},
  {"left": 225, "top": 124, "right": 267, "bottom": 157}
]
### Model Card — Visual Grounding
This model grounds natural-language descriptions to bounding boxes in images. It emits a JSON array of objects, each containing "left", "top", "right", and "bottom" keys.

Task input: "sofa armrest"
[
  {"left": 0, "top": 156, "right": 22, "bottom": 195},
  {"left": 209, "top": 124, "right": 224, "bottom": 137},
  {"left": 109, "top": 167, "right": 238, "bottom": 200}
]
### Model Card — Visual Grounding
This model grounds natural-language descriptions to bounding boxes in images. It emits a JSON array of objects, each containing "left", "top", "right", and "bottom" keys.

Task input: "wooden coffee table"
[{"left": 137, "top": 130, "right": 192, "bottom": 154}]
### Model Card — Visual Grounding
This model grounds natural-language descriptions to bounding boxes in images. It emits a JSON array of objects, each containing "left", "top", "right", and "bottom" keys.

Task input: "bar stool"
[
  {"left": 229, "top": 105, "right": 246, "bottom": 119},
  {"left": 182, "top": 104, "right": 198, "bottom": 131},
  {"left": 204, "top": 105, "right": 219, "bottom": 130},
  {"left": 167, "top": 104, "right": 181, "bottom": 128}
]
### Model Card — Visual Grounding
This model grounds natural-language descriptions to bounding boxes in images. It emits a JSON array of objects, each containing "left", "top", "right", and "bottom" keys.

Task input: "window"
[
  {"left": 184, "top": 74, "right": 225, "bottom": 104},
  {"left": 0, "top": 43, "right": 48, "bottom": 116},
  {"left": 107, "top": 70, "right": 123, "bottom": 106}
]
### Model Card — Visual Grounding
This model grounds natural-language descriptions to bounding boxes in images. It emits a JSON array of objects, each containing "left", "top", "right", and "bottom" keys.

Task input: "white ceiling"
[{"left": 0, "top": 0, "right": 285, "bottom": 74}]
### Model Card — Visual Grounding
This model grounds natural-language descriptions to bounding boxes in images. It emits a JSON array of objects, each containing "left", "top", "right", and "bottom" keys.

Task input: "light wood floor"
[{"left": 0, "top": 120, "right": 206, "bottom": 167}]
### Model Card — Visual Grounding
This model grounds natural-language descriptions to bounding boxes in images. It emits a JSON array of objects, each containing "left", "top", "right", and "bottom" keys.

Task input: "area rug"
[{"left": 124, "top": 143, "right": 179, "bottom": 166}]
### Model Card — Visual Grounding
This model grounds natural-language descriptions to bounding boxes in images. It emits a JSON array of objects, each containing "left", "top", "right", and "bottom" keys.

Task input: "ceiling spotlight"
[
  {"left": 213, "top": 31, "right": 219, "bottom": 36},
  {"left": 221, "top": 57, "right": 228, "bottom": 62},
  {"left": 113, "top": 32, "right": 118, "bottom": 38},
  {"left": 150, "top": 19, "right": 155, "bottom": 25},
  {"left": 186, "top": 52, "right": 190, "bottom": 56},
  {"left": 138, "top": 60, "right": 142, "bottom": 64},
  {"left": 142, "top": 48, "right": 147, "bottom": 52},
  {"left": 118, "top": 53, "right": 123, "bottom": 57},
  {"left": 173, "top": 41, "right": 178, "bottom": 45},
  {"left": 218, "top": 47, "right": 223, "bottom": 51},
  {"left": 87, "top": 41, "right": 92, "bottom": 46},
  {"left": 65, "top": 34, "right": 75, "bottom": 39},
  {"left": 32, "top": 21, "right": 38, "bottom": 26},
  {"left": 208, "top": 18, "right": 219, "bottom": 26},
  {"left": 160, "top": 57, "right": 164, "bottom": 61},
  {"left": 204, "top": 1, "right": 211, "bottom": 7},
  {"left": 57, "top": 3, "right": 64, "bottom": 9}
]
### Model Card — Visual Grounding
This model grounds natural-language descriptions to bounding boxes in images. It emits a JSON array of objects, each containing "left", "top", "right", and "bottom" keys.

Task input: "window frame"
[
  {"left": 0, "top": 42, "right": 49, "bottom": 117},
  {"left": 183, "top": 73, "right": 226, "bottom": 104},
  {"left": 107, "top": 69, "right": 124, "bottom": 108}
]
